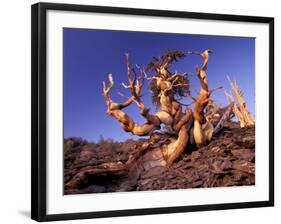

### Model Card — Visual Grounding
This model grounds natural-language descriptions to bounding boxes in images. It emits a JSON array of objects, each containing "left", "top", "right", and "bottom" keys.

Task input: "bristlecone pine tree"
[{"left": 65, "top": 49, "right": 254, "bottom": 191}]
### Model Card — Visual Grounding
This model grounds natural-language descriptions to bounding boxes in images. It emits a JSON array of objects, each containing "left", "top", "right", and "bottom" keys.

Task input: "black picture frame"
[{"left": 31, "top": 2, "right": 274, "bottom": 222}]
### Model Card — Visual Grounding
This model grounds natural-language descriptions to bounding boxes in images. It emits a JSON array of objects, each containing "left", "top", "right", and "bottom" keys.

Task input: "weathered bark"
[
  {"left": 225, "top": 91, "right": 246, "bottom": 128},
  {"left": 103, "top": 74, "right": 161, "bottom": 136},
  {"left": 213, "top": 102, "right": 234, "bottom": 134},
  {"left": 65, "top": 162, "right": 128, "bottom": 190},
  {"left": 165, "top": 114, "right": 193, "bottom": 166},
  {"left": 226, "top": 77, "right": 255, "bottom": 127},
  {"left": 189, "top": 50, "right": 223, "bottom": 147}
]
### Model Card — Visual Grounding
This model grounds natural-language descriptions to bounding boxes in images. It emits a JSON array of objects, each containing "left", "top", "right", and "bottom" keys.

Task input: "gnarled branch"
[
  {"left": 192, "top": 49, "right": 222, "bottom": 146},
  {"left": 103, "top": 74, "right": 160, "bottom": 136}
]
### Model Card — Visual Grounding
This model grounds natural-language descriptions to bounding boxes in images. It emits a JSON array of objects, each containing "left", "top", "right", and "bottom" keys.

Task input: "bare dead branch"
[
  {"left": 227, "top": 76, "right": 255, "bottom": 127},
  {"left": 209, "top": 86, "right": 223, "bottom": 94}
]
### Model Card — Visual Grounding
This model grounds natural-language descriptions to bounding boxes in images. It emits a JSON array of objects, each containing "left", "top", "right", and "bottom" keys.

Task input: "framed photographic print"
[{"left": 31, "top": 2, "right": 274, "bottom": 222}]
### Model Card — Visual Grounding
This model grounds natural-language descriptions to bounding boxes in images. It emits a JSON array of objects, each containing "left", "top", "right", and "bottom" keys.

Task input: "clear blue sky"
[{"left": 63, "top": 28, "right": 255, "bottom": 142}]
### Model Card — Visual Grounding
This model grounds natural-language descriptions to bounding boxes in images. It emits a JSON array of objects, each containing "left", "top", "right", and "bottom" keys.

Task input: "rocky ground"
[{"left": 64, "top": 121, "right": 255, "bottom": 194}]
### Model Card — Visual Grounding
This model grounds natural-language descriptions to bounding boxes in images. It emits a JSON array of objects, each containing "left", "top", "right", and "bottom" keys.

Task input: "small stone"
[
  {"left": 210, "top": 146, "right": 221, "bottom": 153},
  {"left": 233, "top": 160, "right": 255, "bottom": 174},
  {"left": 231, "top": 148, "right": 254, "bottom": 161},
  {"left": 221, "top": 160, "right": 232, "bottom": 170},
  {"left": 191, "top": 151, "right": 201, "bottom": 161}
]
